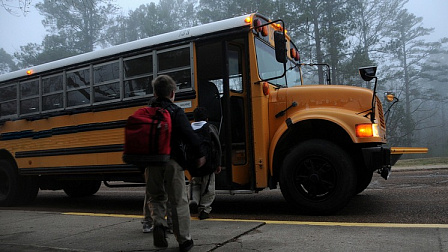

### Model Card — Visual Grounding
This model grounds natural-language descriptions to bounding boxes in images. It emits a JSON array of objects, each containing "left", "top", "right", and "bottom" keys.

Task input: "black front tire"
[
  {"left": 280, "top": 139, "right": 357, "bottom": 215},
  {"left": 355, "top": 169, "right": 373, "bottom": 195},
  {"left": 0, "top": 160, "right": 19, "bottom": 206},
  {"left": 0, "top": 160, "right": 38, "bottom": 206}
]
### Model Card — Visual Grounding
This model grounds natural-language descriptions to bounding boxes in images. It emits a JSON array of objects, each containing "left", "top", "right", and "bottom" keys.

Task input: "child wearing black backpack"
[{"left": 188, "top": 107, "right": 222, "bottom": 220}]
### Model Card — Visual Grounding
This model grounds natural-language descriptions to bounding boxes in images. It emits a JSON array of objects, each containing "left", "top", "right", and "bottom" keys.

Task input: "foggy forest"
[{"left": 1, "top": 0, "right": 447, "bottom": 158}]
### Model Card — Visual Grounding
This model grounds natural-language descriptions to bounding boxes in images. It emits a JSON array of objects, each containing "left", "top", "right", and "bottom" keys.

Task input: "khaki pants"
[
  {"left": 146, "top": 159, "right": 191, "bottom": 244},
  {"left": 143, "top": 169, "right": 172, "bottom": 228},
  {"left": 190, "top": 173, "right": 216, "bottom": 214}
]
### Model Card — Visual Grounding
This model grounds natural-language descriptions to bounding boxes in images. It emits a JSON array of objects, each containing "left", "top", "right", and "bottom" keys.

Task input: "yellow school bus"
[{"left": 0, "top": 13, "right": 426, "bottom": 214}]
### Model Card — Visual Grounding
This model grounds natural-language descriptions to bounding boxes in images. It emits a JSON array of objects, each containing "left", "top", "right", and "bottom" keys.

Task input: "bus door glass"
[{"left": 196, "top": 39, "right": 251, "bottom": 190}]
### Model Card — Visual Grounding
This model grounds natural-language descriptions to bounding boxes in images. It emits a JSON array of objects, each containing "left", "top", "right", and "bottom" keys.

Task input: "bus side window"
[
  {"left": 20, "top": 79, "right": 39, "bottom": 115},
  {"left": 42, "top": 74, "right": 63, "bottom": 111},
  {"left": 67, "top": 68, "right": 91, "bottom": 107},
  {"left": 93, "top": 62, "right": 120, "bottom": 103},
  {"left": 157, "top": 46, "right": 192, "bottom": 91},
  {"left": 124, "top": 54, "right": 153, "bottom": 98},
  {"left": 0, "top": 84, "right": 17, "bottom": 118}
]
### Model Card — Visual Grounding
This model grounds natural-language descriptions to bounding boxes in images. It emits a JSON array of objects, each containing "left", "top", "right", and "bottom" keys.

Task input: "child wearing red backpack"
[{"left": 144, "top": 75, "right": 204, "bottom": 252}]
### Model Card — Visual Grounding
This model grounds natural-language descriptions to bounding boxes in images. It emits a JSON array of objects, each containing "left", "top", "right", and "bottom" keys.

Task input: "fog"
[
  {"left": 0, "top": 0, "right": 447, "bottom": 54},
  {"left": 0, "top": 0, "right": 157, "bottom": 54}
]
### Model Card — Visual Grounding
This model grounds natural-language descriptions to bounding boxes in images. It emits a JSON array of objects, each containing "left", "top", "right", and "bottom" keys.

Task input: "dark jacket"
[{"left": 150, "top": 97, "right": 203, "bottom": 166}]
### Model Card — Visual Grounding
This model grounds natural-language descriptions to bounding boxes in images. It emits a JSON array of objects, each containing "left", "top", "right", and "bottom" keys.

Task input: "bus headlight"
[{"left": 356, "top": 123, "right": 379, "bottom": 138}]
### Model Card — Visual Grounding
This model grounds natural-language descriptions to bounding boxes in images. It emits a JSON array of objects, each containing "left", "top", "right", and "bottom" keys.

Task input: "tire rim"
[{"left": 293, "top": 156, "right": 337, "bottom": 200}]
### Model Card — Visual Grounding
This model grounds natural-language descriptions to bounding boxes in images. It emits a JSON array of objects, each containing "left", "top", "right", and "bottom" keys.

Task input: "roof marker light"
[{"left": 26, "top": 69, "right": 33, "bottom": 75}]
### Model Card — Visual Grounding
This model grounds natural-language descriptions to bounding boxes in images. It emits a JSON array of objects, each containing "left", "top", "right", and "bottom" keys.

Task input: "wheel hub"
[{"left": 309, "top": 173, "right": 320, "bottom": 183}]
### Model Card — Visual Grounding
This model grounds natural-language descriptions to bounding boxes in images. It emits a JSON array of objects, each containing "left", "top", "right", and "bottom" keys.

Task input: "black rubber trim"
[
  {"left": 15, "top": 144, "right": 124, "bottom": 158},
  {"left": 18, "top": 164, "right": 140, "bottom": 176}
]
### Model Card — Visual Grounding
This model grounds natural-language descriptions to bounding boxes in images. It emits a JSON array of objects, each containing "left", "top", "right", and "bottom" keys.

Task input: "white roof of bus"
[{"left": 0, "top": 13, "right": 256, "bottom": 83}]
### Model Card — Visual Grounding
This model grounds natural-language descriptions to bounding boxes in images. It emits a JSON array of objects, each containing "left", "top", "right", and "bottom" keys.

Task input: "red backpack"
[{"left": 122, "top": 106, "right": 172, "bottom": 169}]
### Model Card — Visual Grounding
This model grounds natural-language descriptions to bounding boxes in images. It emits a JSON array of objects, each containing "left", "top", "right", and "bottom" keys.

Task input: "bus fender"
[{"left": 268, "top": 108, "right": 367, "bottom": 176}]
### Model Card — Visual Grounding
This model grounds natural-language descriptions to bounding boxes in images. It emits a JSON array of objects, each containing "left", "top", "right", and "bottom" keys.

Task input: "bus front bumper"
[{"left": 361, "top": 146, "right": 428, "bottom": 180}]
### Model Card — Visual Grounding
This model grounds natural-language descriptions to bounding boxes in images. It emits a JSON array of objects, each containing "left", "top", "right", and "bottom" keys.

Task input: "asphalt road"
[{"left": 2, "top": 168, "right": 448, "bottom": 225}]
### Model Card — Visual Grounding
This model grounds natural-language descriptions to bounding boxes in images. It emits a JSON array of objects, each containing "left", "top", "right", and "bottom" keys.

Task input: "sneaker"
[
  {"left": 198, "top": 211, "right": 210, "bottom": 220},
  {"left": 142, "top": 222, "right": 154, "bottom": 233},
  {"left": 179, "top": 239, "right": 194, "bottom": 252},
  {"left": 189, "top": 200, "right": 198, "bottom": 214},
  {"left": 153, "top": 225, "right": 168, "bottom": 248}
]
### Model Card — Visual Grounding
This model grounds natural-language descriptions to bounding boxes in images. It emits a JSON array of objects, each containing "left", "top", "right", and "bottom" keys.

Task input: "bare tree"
[{"left": 1, "top": 0, "right": 32, "bottom": 16}]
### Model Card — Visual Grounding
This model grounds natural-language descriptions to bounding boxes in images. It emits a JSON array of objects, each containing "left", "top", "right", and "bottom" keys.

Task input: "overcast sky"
[{"left": 0, "top": 0, "right": 447, "bottom": 55}]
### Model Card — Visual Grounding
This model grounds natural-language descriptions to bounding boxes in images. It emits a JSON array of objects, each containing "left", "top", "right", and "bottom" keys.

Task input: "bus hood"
[{"left": 269, "top": 84, "right": 386, "bottom": 143}]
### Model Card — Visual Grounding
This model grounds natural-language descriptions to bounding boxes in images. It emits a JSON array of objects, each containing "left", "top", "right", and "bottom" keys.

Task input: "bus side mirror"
[
  {"left": 359, "top": 66, "right": 377, "bottom": 81},
  {"left": 274, "top": 31, "right": 287, "bottom": 63}
]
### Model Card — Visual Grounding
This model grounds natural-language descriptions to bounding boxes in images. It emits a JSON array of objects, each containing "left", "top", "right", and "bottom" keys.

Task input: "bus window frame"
[
  {"left": 254, "top": 37, "right": 301, "bottom": 87},
  {"left": 123, "top": 52, "right": 154, "bottom": 100},
  {"left": 19, "top": 78, "right": 41, "bottom": 116},
  {"left": 92, "top": 60, "right": 121, "bottom": 105},
  {"left": 0, "top": 43, "right": 196, "bottom": 121},
  {"left": 41, "top": 73, "right": 64, "bottom": 112},
  {"left": 0, "top": 82, "right": 19, "bottom": 119},
  {"left": 228, "top": 43, "right": 244, "bottom": 93},
  {"left": 66, "top": 66, "right": 92, "bottom": 109},
  {"left": 155, "top": 44, "right": 194, "bottom": 92},
  {"left": 254, "top": 37, "right": 284, "bottom": 86}
]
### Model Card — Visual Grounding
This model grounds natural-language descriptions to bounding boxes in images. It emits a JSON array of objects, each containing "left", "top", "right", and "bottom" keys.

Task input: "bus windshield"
[{"left": 255, "top": 38, "right": 301, "bottom": 87}]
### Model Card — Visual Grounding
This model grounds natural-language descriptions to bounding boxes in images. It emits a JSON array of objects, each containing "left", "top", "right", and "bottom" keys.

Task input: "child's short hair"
[
  {"left": 193, "top": 107, "right": 208, "bottom": 122},
  {"left": 152, "top": 75, "right": 177, "bottom": 98}
]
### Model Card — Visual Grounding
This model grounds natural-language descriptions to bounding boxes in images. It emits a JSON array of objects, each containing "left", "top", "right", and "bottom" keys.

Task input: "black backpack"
[{"left": 185, "top": 123, "right": 216, "bottom": 177}]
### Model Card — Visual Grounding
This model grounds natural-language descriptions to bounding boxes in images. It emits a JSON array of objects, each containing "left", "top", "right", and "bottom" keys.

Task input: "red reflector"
[
  {"left": 295, "top": 51, "right": 300, "bottom": 61},
  {"left": 290, "top": 48, "right": 297, "bottom": 59},
  {"left": 261, "top": 26, "right": 268, "bottom": 36},
  {"left": 262, "top": 82, "right": 270, "bottom": 96}
]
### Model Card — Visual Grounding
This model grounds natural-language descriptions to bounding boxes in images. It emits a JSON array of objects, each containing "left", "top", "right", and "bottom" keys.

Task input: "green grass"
[{"left": 394, "top": 157, "right": 448, "bottom": 167}]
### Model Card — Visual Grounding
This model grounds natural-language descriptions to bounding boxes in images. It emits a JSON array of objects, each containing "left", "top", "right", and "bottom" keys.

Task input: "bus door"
[{"left": 196, "top": 39, "right": 253, "bottom": 192}]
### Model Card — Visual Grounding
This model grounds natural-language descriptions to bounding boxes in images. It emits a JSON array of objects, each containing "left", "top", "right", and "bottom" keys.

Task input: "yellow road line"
[
  {"left": 208, "top": 218, "right": 448, "bottom": 229},
  {"left": 62, "top": 212, "right": 448, "bottom": 229}
]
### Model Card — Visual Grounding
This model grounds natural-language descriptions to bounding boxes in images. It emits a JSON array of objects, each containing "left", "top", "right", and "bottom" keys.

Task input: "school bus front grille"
[{"left": 376, "top": 96, "right": 386, "bottom": 129}]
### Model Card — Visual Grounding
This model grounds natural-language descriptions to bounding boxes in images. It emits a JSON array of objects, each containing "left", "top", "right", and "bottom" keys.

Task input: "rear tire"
[
  {"left": 280, "top": 139, "right": 357, "bottom": 215},
  {"left": 63, "top": 180, "right": 101, "bottom": 197},
  {"left": 16, "top": 176, "right": 39, "bottom": 205}
]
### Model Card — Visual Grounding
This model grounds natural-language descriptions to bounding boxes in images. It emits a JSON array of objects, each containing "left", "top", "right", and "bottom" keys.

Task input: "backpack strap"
[{"left": 162, "top": 103, "right": 178, "bottom": 118}]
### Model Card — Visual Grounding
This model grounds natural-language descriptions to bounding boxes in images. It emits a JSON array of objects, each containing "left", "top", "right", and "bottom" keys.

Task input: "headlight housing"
[{"left": 356, "top": 123, "right": 379, "bottom": 138}]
